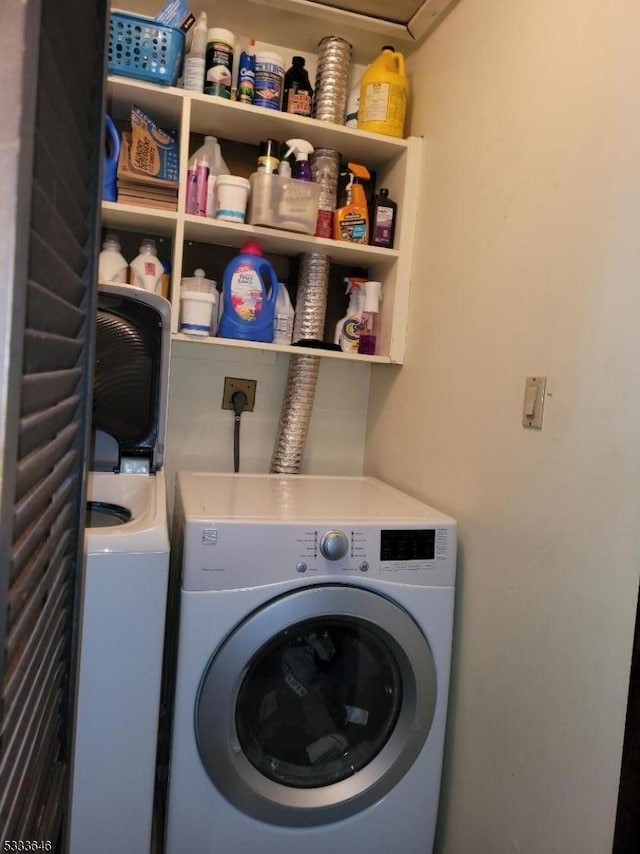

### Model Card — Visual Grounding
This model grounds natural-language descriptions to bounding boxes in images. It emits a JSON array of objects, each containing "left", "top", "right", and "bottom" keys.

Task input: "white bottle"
[
  {"left": 182, "top": 11, "right": 208, "bottom": 92},
  {"left": 334, "top": 279, "right": 365, "bottom": 352},
  {"left": 129, "top": 239, "right": 165, "bottom": 294},
  {"left": 273, "top": 283, "right": 295, "bottom": 344},
  {"left": 186, "top": 136, "right": 229, "bottom": 217},
  {"left": 98, "top": 233, "right": 129, "bottom": 283}
]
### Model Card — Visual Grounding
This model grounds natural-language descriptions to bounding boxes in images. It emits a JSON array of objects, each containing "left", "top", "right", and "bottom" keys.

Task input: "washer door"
[{"left": 195, "top": 585, "right": 437, "bottom": 826}]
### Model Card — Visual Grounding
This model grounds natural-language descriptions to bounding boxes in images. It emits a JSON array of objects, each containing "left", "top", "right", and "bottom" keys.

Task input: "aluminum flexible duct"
[
  {"left": 270, "top": 353, "right": 321, "bottom": 474},
  {"left": 270, "top": 252, "right": 330, "bottom": 474}
]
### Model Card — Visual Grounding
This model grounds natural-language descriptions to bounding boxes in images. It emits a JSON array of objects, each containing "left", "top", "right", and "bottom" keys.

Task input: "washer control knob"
[
  {"left": 319, "top": 530, "right": 349, "bottom": 561},
  {"left": 360, "top": 561, "right": 369, "bottom": 572},
  {"left": 296, "top": 562, "right": 307, "bottom": 573}
]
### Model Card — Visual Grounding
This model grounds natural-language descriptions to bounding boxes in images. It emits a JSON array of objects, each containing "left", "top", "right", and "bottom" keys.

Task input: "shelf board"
[
  {"left": 106, "top": 75, "right": 413, "bottom": 168},
  {"left": 183, "top": 215, "right": 398, "bottom": 266},
  {"left": 106, "top": 76, "right": 185, "bottom": 126},
  {"left": 188, "top": 93, "right": 410, "bottom": 168},
  {"left": 171, "top": 333, "right": 391, "bottom": 363},
  {"left": 101, "top": 201, "right": 178, "bottom": 236}
]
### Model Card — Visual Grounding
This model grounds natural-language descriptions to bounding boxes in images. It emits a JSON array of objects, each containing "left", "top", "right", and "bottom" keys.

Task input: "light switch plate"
[{"left": 522, "top": 376, "right": 547, "bottom": 429}]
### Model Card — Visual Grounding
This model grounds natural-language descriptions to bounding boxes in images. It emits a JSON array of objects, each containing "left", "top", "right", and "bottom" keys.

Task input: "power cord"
[{"left": 232, "top": 390, "right": 248, "bottom": 473}]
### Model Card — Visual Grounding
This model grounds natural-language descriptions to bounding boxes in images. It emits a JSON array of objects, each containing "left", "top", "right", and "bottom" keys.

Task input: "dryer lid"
[{"left": 90, "top": 283, "right": 171, "bottom": 473}]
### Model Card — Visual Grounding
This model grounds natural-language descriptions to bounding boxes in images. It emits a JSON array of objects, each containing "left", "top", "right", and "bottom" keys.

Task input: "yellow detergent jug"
[{"left": 357, "top": 45, "right": 408, "bottom": 138}]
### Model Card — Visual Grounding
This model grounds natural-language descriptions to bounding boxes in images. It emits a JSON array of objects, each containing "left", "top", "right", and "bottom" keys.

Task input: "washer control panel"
[
  {"left": 292, "top": 526, "right": 449, "bottom": 575},
  {"left": 185, "top": 521, "right": 456, "bottom": 591}
]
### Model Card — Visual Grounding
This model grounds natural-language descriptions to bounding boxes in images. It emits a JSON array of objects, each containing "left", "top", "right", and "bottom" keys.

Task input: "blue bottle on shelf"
[{"left": 218, "top": 241, "right": 279, "bottom": 343}]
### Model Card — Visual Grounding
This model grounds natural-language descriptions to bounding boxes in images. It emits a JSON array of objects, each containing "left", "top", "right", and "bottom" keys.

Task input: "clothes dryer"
[
  {"left": 69, "top": 284, "right": 171, "bottom": 854},
  {"left": 165, "top": 473, "right": 456, "bottom": 854}
]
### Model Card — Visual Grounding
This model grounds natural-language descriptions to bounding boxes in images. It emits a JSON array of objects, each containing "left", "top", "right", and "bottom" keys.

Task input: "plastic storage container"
[
  {"left": 254, "top": 51, "right": 285, "bottom": 110},
  {"left": 108, "top": 12, "right": 185, "bottom": 86},
  {"left": 205, "top": 28, "right": 235, "bottom": 98},
  {"left": 215, "top": 175, "right": 250, "bottom": 222},
  {"left": 179, "top": 269, "right": 218, "bottom": 336},
  {"left": 247, "top": 173, "right": 320, "bottom": 234}
]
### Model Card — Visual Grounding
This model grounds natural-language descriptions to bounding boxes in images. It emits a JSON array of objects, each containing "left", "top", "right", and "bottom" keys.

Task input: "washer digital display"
[{"left": 380, "top": 529, "right": 435, "bottom": 561}]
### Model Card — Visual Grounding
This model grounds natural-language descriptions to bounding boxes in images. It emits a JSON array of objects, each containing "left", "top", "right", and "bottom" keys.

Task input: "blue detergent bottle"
[
  {"left": 218, "top": 241, "right": 279, "bottom": 343},
  {"left": 103, "top": 115, "right": 120, "bottom": 202}
]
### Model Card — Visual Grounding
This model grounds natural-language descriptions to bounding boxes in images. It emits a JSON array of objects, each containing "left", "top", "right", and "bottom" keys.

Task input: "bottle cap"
[
  {"left": 195, "top": 268, "right": 206, "bottom": 277},
  {"left": 381, "top": 45, "right": 395, "bottom": 52},
  {"left": 259, "top": 139, "right": 280, "bottom": 157},
  {"left": 379, "top": 188, "right": 389, "bottom": 198},
  {"left": 140, "top": 238, "right": 157, "bottom": 254},
  {"left": 292, "top": 56, "right": 305, "bottom": 66},
  {"left": 241, "top": 241, "right": 263, "bottom": 256},
  {"left": 103, "top": 233, "right": 121, "bottom": 250}
]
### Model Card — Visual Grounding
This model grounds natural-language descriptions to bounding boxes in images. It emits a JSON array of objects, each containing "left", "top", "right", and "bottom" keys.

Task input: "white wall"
[
  {"left": 365, "top": 0, "right": 640, "bottom": 851},
  {"left": 165, "top": 341, "right": 370, "bottom": 510}
]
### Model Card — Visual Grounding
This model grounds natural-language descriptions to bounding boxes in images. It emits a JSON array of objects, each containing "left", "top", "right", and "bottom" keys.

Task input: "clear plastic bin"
[{"left": 247, "top": 173, "right": 321, "bottom": 235}]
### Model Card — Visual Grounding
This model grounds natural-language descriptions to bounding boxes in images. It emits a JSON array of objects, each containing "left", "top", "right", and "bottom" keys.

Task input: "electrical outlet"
[{"left": 222, "top": 377, "right": 257, "bottom": 412}]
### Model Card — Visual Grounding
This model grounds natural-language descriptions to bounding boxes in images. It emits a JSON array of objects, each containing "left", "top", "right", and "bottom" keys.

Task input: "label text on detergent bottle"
[{"left": 231, "top": 265, "right": 263, "bottom": 321}]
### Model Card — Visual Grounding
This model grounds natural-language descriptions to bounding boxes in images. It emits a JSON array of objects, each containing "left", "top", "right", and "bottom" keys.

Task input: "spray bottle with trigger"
[
  {"left": 333, "top": 163, "right": 371, "bottom": 243},
  {"left": 334, "top": 277, "right": 367, "bottom": 353},
  {"left": 284, "top": 138, "right": 314, "bottom": 181},
  {"left": 357, "top": 280, "right": 383, "bottom": 355}
]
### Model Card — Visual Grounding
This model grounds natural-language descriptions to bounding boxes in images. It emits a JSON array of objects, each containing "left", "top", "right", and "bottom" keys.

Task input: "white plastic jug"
[
  {"left": 185, "top": 136, "right": 229, "bottom": 217},
  {"left": 273, "top": 282, "right": 295, "bottom": 345},
  {"left": 129, "top": 239, "right": 164, "bottom": 294},
  {"left": 98, "top": 234, "right": 128, "bottom": 283}
]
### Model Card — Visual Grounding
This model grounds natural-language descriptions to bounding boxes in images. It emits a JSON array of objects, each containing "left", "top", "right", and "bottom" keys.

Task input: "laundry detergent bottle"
[{"left": 218, "top": 241, "right": 279, "bottom": 343}]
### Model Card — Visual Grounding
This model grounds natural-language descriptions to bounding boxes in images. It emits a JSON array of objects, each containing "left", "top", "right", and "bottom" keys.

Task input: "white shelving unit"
[{"left": 104, "top": 74, "right": 422, "bottom": 364}]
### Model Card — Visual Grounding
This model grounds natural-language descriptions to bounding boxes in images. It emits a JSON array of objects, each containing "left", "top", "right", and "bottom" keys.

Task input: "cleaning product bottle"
[
  {"left": 357, "top": 45, "right": 408, "bottom": 138},
  {"left": 357, "top": 280, "right": 382, "bottom": 355},
  {"left": 334, "top": 277, "right": 366, "bottom": 352},
  {"left": 186, "top": 136, "right": 228, "bottom": 217},
  {"left": 237, "top": 38, "right": 256, "bottom": 104},
  {"left": 257, "top": 139, "right": 281, "bottom": 174},
  {"left": 282, "top": 56, "right": 313, "bottom": 117},
  {"left": 102, "top": 115, "right": 120, "bottom": 202},
  {"left": 204, "top": 139, "right": 230, "bottom": 217},
  {"left": 273, "top": 282, "right": 295, "bottom": 344},
  {"left": 278, "top": 144, "right": 292, "bottom": 178},
  {"left": 333, "top": 163, "right": 371, "bottom": 243},
  {"left": 98, "top": 233, "right": 129, "bottom": 283},
  {"left": 218, "top": 241, "right": 279, "bottom": 343},
  {"left": 129, "top": 238, "right": 165, "bottom": 294},
  {"left": 371, "top": 187, "right": 397, "bottom": 248},
  {"left": 182, "top": 11, "right": 208, "bottom": 92},
  {"left": 284, "top": 139, "right": 314, "bottom": 181}
]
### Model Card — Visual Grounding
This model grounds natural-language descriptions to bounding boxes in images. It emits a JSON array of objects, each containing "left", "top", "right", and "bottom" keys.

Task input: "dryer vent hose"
[
  {"left": 270, "top": 252, "right": 330, "bottom": 475},
  {"left": 270, "top": 353, "right": 321, "bottom": 474}
]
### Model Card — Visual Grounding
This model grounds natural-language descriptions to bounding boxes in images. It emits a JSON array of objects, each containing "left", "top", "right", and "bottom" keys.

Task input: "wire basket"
[{"left": 108, "top": 12, "right": 185, "bottom": 86}]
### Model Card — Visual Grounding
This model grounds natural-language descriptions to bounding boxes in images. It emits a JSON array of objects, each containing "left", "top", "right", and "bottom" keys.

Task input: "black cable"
[{"left": 231, "top": 390, "right": 248, "bottom": 473}]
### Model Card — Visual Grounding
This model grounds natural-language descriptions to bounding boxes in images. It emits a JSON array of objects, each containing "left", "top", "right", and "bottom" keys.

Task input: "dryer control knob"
[{"left": 319, "top": 530, "right": 349, "bottom": 561}]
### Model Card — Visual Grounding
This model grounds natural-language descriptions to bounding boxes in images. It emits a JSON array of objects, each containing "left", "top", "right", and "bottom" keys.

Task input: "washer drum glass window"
[{"left": 196, "top": 585, "right": 437, "bottom": 827}]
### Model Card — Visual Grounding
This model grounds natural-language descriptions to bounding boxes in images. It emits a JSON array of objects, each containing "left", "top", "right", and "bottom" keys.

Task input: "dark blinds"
[{"left": 0, "top": 0, "right": 107, "bottom": 844}]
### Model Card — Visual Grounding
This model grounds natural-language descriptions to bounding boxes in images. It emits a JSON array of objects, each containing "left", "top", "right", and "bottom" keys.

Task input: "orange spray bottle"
[{"left": 332, "top": 163, "right": 371, "bottom": 244}]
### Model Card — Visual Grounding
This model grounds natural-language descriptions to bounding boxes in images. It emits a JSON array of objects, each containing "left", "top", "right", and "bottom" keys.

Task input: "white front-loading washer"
[
  {"left": 69, "top": 283, "right": 171, "bottom": 854},
  {"left": 164, "top": 473, "right": 456, "bottom": 854}
]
